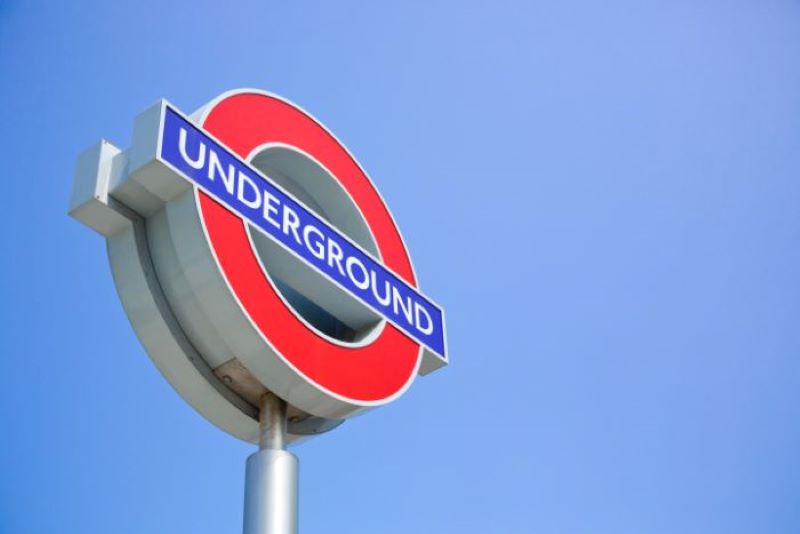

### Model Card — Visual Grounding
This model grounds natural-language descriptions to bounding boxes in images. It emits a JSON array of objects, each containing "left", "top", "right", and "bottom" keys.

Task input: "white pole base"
[{"left": 243, "top": 449, "right": 299, "bottom": 534}]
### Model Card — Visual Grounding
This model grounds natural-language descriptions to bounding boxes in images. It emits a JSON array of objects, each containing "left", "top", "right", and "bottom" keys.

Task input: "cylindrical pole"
[{"left": 243, "top": 393, "right": 298, "bottom": 534}]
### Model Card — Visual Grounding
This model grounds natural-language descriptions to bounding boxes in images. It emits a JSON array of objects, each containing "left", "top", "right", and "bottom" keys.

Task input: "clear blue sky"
[{"left": 1, "top": 1, "right": 799, "bottom": 532}]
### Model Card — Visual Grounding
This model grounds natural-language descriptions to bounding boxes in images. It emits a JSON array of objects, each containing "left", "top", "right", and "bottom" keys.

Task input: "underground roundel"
[{"left": 68, "top": 89, "right": 448, "bottom": 444}]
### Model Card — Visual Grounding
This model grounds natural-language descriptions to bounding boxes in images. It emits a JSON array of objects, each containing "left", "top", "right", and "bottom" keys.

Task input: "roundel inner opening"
[{"left": 247, "top": 145, "right": 384, "bottom": 345}]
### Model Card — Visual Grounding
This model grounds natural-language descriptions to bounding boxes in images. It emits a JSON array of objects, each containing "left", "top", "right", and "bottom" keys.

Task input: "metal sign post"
[
  {"left": 68, "top": 89, "right": 448, "bottom": 532},
  {"left": 244, "top": 393, "right": 298, "bottom": 534}
]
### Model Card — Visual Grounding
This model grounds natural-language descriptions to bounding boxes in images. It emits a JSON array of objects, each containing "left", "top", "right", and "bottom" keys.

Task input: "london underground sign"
[
  {"left": 70, "top": 89, "right": 448, "bottom": 533},
  {"left": 69, "top": 90, "right": 448, "bottom": 445}
]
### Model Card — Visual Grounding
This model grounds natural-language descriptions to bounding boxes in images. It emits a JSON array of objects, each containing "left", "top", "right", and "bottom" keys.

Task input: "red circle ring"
[{"left": 196, "top": 91, "right": 422, "bottom": 405}]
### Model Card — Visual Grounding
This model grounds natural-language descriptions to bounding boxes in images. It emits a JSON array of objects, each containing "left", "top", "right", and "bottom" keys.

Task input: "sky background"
[{"left": 1, "top": 1, "right": 799, "bottom": 532}]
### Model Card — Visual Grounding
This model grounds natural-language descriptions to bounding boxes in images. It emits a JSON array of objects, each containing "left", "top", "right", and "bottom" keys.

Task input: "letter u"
[
  {"left": 370, "top": 271, "right": 391, "bottom": 306},
  {"left": 179, "top": 128, "right": 206, "bottom": 169}
]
